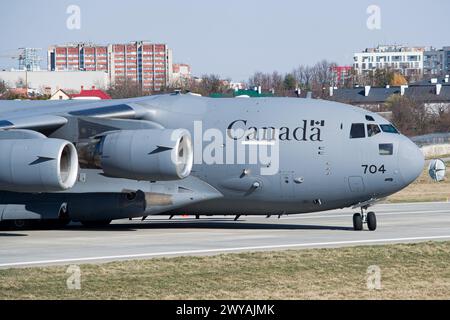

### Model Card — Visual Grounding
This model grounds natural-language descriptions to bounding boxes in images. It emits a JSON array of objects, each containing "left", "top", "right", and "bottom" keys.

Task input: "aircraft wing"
[
  {"left": 0, "top": 96, "right": 224, "bottom": 221},
  {"left": 0, "top": 115, "right": 69, "bottom": 131},
  {"left": 0, "top": 98, "right": 160, "bottom": 133}
]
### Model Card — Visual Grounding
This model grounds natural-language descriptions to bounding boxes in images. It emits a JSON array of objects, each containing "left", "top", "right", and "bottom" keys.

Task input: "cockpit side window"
[
  {"left": 350, "top": 123, "right": 365, "bottom": 138},
  {"left": 367, "top": 124, "right": 381, "bottom": 137},
  {"left": 379, "top": 143, "right": 393, "bottom": 155},
  {"left": 380, "top": 124, "right": 399, "bottom": 134}
]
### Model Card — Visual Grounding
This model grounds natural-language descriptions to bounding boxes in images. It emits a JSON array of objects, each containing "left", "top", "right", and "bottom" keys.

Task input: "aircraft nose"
[{"left": 398, "top": 137, "right": 425, "bottom": 185}]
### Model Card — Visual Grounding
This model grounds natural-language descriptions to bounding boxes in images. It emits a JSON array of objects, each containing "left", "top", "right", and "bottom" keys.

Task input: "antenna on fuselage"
[{"left": 428, "top": 159, "right": 446, "bottom": 182}]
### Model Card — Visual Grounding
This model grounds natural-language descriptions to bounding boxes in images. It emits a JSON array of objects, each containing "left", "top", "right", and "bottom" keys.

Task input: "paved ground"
[{"left": 1, "top": 202, "right": 450, "bottom": 268}]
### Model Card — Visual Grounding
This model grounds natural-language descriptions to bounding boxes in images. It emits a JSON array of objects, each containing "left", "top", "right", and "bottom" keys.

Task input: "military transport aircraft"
[{"left": 0, "top": 93, "right": 424, "bottom": 230}]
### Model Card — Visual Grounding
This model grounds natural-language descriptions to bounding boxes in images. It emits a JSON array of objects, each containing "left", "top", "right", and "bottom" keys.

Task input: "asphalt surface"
[{"left": 1, "top": 202, "right": 450, "bottom": 268}]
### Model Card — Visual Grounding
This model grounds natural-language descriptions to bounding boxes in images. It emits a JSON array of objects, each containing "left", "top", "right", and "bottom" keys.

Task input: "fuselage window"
[
  {"left": 380, "top": 124, "right": 399, "bottom": 134},
  {"left": 350, "top": 123, "right": 365, "bottom": 138},
  {"left": 367, "top": 124, "right": 381, "bottom": 137},
  {"left": 379, "top": 143, "right": 394, "bottom": 155}
]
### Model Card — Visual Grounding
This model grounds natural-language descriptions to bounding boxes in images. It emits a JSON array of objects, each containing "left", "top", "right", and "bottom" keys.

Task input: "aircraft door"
[
  {"left": 346, "top": 122, "right": 367, "bottom": 194},
  {"left": 348, "top": 176, "right": 365, "bottom": 192}
]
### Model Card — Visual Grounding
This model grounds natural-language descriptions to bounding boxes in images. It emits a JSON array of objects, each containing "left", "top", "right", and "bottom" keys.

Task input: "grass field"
[
  {"left": 386, "top": 162, "right": 450, "bottom": 203},
  {"left": 1, "top": 241, "right": 449, "bottom": 300}
]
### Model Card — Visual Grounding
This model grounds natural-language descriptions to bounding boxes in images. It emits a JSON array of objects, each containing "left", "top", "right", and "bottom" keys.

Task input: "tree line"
[
  {"left": 2, "top": 61, "right": 448, "bottom": 137},
  {"left": 386, "top": 95, "right": 450, "bottom": 137}
]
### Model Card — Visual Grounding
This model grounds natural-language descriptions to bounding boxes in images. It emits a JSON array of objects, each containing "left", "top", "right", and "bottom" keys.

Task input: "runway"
[{"left": 1, "top": 202, "right": 450, "bottom": 268}]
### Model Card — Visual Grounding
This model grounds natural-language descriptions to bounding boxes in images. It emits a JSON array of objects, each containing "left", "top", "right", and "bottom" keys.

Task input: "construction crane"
[
  {"left": 18, "top": 48, "right": 42, "bottom": 71},
  {"left": 0, "top": 48, "right": 42, "bottom": 71},
  {"left": 0, "top": 48, "right": 43, "bottom": 97}
]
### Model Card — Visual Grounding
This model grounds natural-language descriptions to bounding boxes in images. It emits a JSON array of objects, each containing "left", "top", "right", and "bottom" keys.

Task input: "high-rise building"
[
  {"left": 48, "top": 43, "right": 108, "bottom": 72},
  {"left": 443, "top": 46, "right": 450, "bottom": 75},
  {"left": 423, "top": 47, "right": 450, "bottom": 76},
  {"left": 48, "top": 41, "right": 173, "bottom": 91},
  {"left": 423, "top": 48, "right": 444, "bottom": 76}
]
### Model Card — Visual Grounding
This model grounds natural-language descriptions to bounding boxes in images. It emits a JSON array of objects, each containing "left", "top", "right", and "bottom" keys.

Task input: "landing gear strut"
[{"left": 353, "top": 207, "right": 377, "bottom": 231}]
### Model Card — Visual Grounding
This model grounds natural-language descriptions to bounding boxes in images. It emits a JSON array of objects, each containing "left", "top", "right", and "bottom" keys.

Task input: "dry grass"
[
  {"left": 1, "top": 241, "right": 449, "bottom": 300},
  {"left": 386, "top": 163, "right": 450, "bottom": 203}
]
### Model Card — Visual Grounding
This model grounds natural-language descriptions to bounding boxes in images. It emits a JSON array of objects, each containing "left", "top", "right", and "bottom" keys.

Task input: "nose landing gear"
[{"left": 353, "top": 208, "right": 377, "bottom": 231}]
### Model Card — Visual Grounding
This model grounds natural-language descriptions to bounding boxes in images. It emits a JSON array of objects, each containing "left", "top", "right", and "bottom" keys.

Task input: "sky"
[{"left": 1, "top": 0, "right": 449, "bottom": 81}]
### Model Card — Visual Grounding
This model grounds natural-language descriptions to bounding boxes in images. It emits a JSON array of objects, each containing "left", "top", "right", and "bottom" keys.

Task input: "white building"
[
  {"left": 354, "top": 45, "right": 425, "bottom": 76},
  {"left": 0, "top": 70, "right": 109, "bottom": 94},
  {"left": 49, "top": 89, "right": 71, "bottom": 100},
  {"left": 170, "top": 63, "right": 191, "bottom": 86},
  {"left": 229, "top": 82, "right": 245, "bottom": 90}
]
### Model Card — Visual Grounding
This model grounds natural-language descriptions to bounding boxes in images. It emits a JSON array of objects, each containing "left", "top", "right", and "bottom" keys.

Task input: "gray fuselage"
[{"left": 0, "top": 94, "right": 424, "bottom": 220}]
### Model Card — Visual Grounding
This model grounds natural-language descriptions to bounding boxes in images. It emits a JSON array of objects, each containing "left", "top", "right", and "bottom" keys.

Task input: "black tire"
[
  {"left": 367, "top": 212, "right": 377, "bottom": 231},
  {"left": 13, "top": 219, "right": 27, "bottom": 229},
  {"left": 353, "top": 213, "right": 363, "bottom": 231},
  {"left": 80, "top": 220, "right": 112, "bottom": 228},
  {"left": 11, "top": 219, "right": 35, "bottom": 230}
]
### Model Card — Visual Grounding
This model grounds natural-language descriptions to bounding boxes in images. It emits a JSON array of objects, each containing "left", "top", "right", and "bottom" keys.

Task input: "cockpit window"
[
  {"left": 350, "top": 123, "right": 365, "bottom": 138},
  {"left": 380, "top": 124, "right": 399, "bottom": 134},
  {"left": 379, "top": 143, "right": 393, "bottom": 155},
  {"left": 365, "top": 115, "right": 375, "bottom": 121},
  {"left": 367, "top": 124, "right": 381, "bottom": 137}
]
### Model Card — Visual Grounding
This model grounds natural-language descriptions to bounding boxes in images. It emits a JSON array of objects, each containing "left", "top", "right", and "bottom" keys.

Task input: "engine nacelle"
[
  {"left": 78, "top": 129, "right": 193, "bottom": 181},
  {"left": 0, "top": 138, "right": 79, "bottom": 192}
]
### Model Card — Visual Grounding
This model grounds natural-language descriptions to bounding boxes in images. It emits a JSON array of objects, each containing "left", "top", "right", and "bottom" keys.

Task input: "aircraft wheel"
[
  {"left": 11, "top": 219, "right": 35, "bottom": 230},
  {"left": 13, "top": 219, "right": 27, "bottom": 229},
  {"left": 353, "top": 213, "right": 363, "bottom": 231},
  {"left": 80, "top": 220, "right": 112, "bottom": 228},
  {"left": 367, "top": 212, "right": 377, "bottom": 231}
]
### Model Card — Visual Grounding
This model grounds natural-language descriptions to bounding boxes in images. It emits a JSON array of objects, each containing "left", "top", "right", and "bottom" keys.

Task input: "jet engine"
[
  {"left": 0, "top": 138, "right": 79, "bottom": 192},
  {"left": 78, "top": 129, "right": 193, "bottom": 181}
]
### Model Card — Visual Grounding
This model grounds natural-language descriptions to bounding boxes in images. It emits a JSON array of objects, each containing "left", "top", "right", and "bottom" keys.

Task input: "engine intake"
[
  {"left": 78, "top": 129, "right": 193, "bottom": 181},
  {"left": 0, "top": 138, "right": 79, "bottom": 192}
]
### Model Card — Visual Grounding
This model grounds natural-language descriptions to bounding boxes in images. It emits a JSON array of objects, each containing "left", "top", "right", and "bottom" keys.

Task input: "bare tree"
[
  {"left": 107, "top": 80, "right": 144, "bottom": 99},
  {"left": 293, "top": 65, "right": 314, "bottom": 90},
  {"left": 271, "top": 71, "right": 284, "bottom": 93},
  {"left": 0, "top": 79, "right": 7, "bottom": 98},
  {"left": 248, "top": 72, "right": 272, "bottom": 91},
  {"left": 314, "top": 60, "right": 337, "bottom": 87},
  {"left": 387, "top": 95, "right": 430, "bottom": 136},
  {"left": 185, "top": 74, "right": 231, "bottom": 96}
]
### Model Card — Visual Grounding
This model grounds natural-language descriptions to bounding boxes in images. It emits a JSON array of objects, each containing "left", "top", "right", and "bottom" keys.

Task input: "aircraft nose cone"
[{"left": 399, "top": 138, "right": 425, "bottom": 185}]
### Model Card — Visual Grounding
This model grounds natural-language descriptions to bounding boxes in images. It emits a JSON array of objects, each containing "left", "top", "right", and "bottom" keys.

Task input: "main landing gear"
[{"left": 353, "top": 208, "right": 377, "bottom": 231}]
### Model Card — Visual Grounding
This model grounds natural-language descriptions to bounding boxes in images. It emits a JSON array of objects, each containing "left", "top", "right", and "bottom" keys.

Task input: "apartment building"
[
  {"left": 353, "top": 45, "right": 425, "bottom": 76},
  {"left": 423, "top": 48, "right": 444, "bottom": 75},
  {"left": 48, "top": 41, "right": 173, "bottom": 91},
  {"left": 354, "top": 45, "right": 450, "bottom": 77}
]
